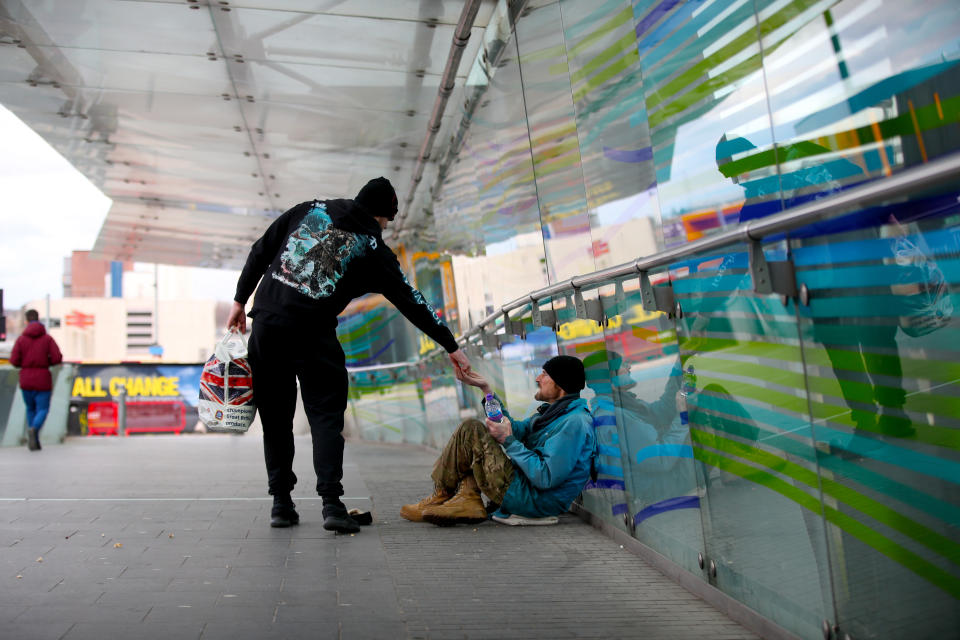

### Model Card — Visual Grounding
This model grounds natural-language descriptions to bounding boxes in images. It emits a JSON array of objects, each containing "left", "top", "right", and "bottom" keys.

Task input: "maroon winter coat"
[{"left": 10, "top": 322, "right": 63, "bottom": 391}]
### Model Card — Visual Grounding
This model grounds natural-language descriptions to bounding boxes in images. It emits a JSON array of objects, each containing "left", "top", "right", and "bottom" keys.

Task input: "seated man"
[{"left": 401, "top": 355, "right": 596, "bottom": 526}]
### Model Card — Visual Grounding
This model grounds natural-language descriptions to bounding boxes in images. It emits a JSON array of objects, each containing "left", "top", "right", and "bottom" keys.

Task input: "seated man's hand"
[
  {"left": 486, "top": 415, "right": 512, "bottom": 444},
  {"left": 455, "top": 365, "right": 491, "bottom": 395}
]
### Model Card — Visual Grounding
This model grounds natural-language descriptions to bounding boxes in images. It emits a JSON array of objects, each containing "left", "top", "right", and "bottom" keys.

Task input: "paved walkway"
[{"left": 0, "top": 436, "right": 759, "bottom": 639}]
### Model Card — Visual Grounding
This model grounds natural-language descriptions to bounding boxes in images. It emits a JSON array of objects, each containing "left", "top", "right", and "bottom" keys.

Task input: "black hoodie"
[{"left": 234, "top": 198, "right": 458, "bottom": 353}]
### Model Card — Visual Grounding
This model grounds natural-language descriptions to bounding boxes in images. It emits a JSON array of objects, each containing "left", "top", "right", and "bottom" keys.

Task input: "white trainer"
[{"left": 491, "top": 514, "right": 559, "bottom": 526}]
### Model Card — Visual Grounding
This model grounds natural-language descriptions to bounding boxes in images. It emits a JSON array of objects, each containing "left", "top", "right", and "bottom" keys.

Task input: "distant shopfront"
[{"left": 69, "top": 363, "right": 202, "bottom": 436}]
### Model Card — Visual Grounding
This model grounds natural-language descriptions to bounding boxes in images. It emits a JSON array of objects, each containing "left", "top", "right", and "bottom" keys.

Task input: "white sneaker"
[{"left": 491, "top": 513, "right": 559, "bottom": 526}]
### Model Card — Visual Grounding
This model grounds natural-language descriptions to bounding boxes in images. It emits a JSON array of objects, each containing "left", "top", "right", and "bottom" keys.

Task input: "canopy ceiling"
[{"left": 0, "top": 0, "right": 498, "bottom": 268}]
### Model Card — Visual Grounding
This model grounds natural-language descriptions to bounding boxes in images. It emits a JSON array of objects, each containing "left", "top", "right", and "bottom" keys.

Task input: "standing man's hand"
[
  {"left": 486, "top": 415, "right": 513, "bottom": 444},
  {"left": 227, "top": 301, "right": 247, "bottom": 333},
  {"left": 449, "top": 348, "right": 471, "bottom": 374}
]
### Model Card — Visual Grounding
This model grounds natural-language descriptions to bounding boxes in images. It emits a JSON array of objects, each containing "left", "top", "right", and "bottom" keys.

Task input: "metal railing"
[
  {"left": 391, "top": 0, "right": 485, "bottom": 239},
  {"left": 346, "top": 361, "right": 417, "bottom": 373},
  {"left": 455, "top": 151, "right": 960, "bottom": 342}
]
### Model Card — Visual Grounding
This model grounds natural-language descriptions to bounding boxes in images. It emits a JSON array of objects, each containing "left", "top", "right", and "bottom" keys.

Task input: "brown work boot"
[
  {"left": 422, "top": 475, "right": 487, "bottom": 526},
  {"left": 400, "top": 487, "right": 451, "bottom": 522}
]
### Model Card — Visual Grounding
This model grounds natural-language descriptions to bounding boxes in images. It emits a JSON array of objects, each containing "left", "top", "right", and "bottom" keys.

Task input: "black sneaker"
[
  {"left": 270, "top": 498, "right": 299, "bottom": 528},
  {"left": 322, "top": 503, "right": 360, "bottom": 533},
  {"left": 348, "top": 509, "right": 373, "bottom": 526}
]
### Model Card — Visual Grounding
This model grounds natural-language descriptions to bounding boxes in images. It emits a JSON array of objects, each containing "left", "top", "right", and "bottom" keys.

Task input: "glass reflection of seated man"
[
  {"left": 587, "top": 351, "right": 697, "bottom": 523},
  {"left": 717, "top": 135, "right": 912, "bottom": 450}
]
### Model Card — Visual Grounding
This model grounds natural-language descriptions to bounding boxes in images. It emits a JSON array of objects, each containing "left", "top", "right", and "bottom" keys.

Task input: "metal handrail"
[
  {"left": 390, "top": 0, "right": 484, "bottom": 240},
  {"left": 346, "top": 361, "right": 417, "bottom": 373},
  {"left": 458, "top": 151, "right": 960, "bottom": 342}
]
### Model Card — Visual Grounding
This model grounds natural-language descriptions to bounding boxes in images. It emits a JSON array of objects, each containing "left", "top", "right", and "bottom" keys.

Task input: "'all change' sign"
[{"left": 72, "top": 375, "right": 181, "bottom": 398}]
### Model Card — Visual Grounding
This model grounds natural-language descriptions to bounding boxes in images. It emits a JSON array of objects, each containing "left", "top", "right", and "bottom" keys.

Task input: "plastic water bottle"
[
  {"left": 676, "top": 388, "right": 688, "bottom": 427},
  {"left": 485, "top": 394, "right": 503, "bottom": 422},
  {"left": 676, "top": 365, "right": 696, "bottom": 427},
  {"left": 682, "top": 364, "right": 697, "bottom": 397}
]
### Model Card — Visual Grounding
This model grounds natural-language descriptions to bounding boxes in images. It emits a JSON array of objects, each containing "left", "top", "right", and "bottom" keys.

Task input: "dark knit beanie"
[
  {"left": 355, "top": 177, "right": 399, "bottom": 220},
  {"left": 542, "top": 355, "right": 585, "bottom": 394}
]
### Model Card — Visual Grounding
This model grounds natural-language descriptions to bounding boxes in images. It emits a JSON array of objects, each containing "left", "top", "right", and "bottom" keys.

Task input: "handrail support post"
[
  {"left": 749, "top": 240, "right": 773, "bottom": 294},
  {"left": 639, "top": 271, "right": 657, "bottom": 312},
  {"left": 573, "top": 287, "right": 587, "bottom": 319},
  {"left": 504, "top": 310, "right": 525, "bottom": 339},
  {"left": 614, "top": 280, "right": 626, "bottom": 317},
  {"left": 639, "top": 271, "right": 675, "bottom": 315},
  {"left": 749, "top": 239, "right": 797, "bottom": 298}
]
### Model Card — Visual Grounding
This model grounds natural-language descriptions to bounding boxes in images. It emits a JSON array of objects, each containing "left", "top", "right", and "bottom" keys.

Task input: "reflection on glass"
[
  {"left": 759, "top": 2, "right": 960, "bottom": 633},
  {"left": 795, "top": 209, "right": 960, "bottom": 639},
  {"left": 638, "top": 0, "right": 775, "bottom": 248},
  {"left": 515, "top": 2, "right": 592, "bottom": 283},
  {"left": 615, "top": 351, "right": 699, "bottom": 524},
  {"left": 673, "top": 244, "right": 832, "bottom": 638},
  {"left": 336, "top": 1, "right": 960, "bottom": 637},
  {"left": 560, "top": 0, "right": 663, "bottom": 265},
  {"left": 435, "top": 31, "right": 550, "bottom": 322}
]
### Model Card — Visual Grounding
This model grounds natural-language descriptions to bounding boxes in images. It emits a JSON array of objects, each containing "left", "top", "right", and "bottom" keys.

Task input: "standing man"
[
  {"left": 227, "top": 177, "right": 471, "bottom": 533},
  {"left": 10, "top": 309, "right": 63, "bottom": 451}
]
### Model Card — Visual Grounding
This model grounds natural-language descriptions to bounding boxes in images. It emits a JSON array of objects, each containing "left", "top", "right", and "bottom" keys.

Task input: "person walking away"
[
  {"left": 227, "top": 176, "right": 471, "bottom": 533},
  {"left": 10, "top": 309, "right": 63, "bottom": 451}
]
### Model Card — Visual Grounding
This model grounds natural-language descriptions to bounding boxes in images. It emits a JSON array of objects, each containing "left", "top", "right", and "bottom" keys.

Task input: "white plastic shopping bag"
[{"left": 198, "top": 330, "right": 256, "bottom": 433}]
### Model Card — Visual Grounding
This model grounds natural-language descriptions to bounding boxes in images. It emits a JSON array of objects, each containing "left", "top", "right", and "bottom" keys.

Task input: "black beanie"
[
  {"left": 355, "top": 177, "right": 399, "bottom": 220},
  {"left": 542, "top": 355, "right": 585, "bottom": 394}
]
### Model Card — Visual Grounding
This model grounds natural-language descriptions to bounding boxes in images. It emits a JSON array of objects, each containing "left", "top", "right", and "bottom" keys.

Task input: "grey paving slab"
[
  {"left": 0, "top": 622, "right": 74, "bottom": 640},
  {"left": 0, "top": 435, "right": 759, "bottom": 639},
  {"left": 62, "top": 624, "right": 205, "bottom": 640}
]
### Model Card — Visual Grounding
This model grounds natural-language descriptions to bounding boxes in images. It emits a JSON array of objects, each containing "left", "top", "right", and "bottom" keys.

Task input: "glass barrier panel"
[
  {"left": 393, "top": 367, "right": 428, "bottom": 446},
  {"left": 577, "top": 282, "right": 634, "bottom": 536},
  {"left": 337, "top": 302, "right": 421, "bottom": 367},
  {"left": 793, "top": 202, "right": 960, "bottom": 639},
  {"left": 466, "top": 336, "right": 508, "bottom": 417},
  {"left": 634, "top": 0, "right": 776, "bottom": 246},
  {"left": 420, "top": 357, "right": 464, "bottom": 450},
  {"left": 582, "top": 275, "right": 707, "bottom": 573},
  {"left": 763, "top": 0, "right": 960, "bottom": 212},
  {"left": 559, "top": 0, "right": 664, "bottom": 263},
  {"left": 514, "top": 1, "right": 595, "bottom": 284},
  {"left": 500, "top": 301, "right": 559, "bottom": 424},
  {"left": 347, "top": 371, "right": 379, "bottom": 442},
  {"left": 759, "top": 3, "right": 960, "bottom": 636},
  {"left": 436, "top": 27, "right": 551, "bottom": 324},
  {"left": 348, "top": 370, "right": 397, "bottom": 443},
  {"left": 0, "top": 366, "right": 19, "bottom": 443},
  {"left": 672, "top": 240, "right": 833, "bottom": 639}
]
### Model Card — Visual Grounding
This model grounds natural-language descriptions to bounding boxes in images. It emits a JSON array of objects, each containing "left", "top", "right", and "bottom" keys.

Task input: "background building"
[
  {"left": 22, "top": 296, "right": 223, "bottom": 363},
  {"left": 62, "top": 251, "right": 132, "bottom": 299}
]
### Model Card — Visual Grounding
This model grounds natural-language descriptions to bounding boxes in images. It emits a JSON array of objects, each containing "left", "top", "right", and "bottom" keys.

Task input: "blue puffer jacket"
[{"left": 496, "top": 395, "right": 596, "bottom": 518}]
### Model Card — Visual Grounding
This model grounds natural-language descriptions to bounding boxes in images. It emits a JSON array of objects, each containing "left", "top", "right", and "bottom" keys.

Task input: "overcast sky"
[{"left": 0, "top": 104, "right": 240, "bottom": 311}]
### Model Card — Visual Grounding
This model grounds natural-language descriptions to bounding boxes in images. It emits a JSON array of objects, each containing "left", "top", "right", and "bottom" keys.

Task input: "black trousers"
[{"left": 247, "top": 320, "right": 348, "bottom": 498}]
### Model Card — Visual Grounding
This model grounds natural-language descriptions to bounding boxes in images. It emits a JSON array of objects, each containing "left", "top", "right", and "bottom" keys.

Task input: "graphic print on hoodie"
[{"left": 272, "top": 202, "right": 377, "bottom": 299}]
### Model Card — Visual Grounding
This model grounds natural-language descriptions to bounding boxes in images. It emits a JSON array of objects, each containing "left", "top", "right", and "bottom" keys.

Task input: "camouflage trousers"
[{"left": 430, "top": 419, "right": 514, "bottom": 504}]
